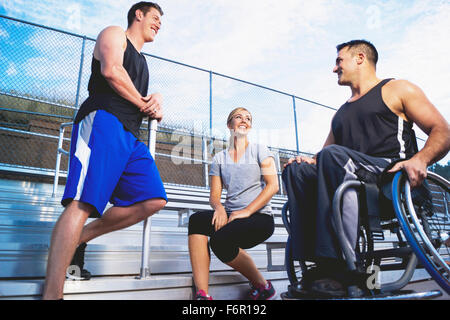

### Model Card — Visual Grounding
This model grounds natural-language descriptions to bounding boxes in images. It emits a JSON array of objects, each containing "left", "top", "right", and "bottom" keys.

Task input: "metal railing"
[
  {"left": 50, "top": 119, "right": 299, "bottom": 197},
  {"left": 52, "top": 122, "right": 73, "bottom": 197},
  {"left": 139, "top": 119, "right": 158, "bottom": 279}
]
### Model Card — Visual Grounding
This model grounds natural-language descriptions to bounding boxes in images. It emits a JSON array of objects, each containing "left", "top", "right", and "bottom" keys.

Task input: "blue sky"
[{"left": 0, "top": 0, "right": 449, "bottom": 162}]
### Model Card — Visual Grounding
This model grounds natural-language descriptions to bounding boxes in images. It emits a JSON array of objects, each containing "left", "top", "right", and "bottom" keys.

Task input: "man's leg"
[
  {"left": 314, "top": 145, "right": 390, "bottom": 261},
  {"left": 282, "top": 162, "right": 318, "bottom": 261},
  {"left": 78, "top": 198, "right": 166, "bottom": 244},
  {"left": 42, "top": 200, "right": 93, "bottom": 300}
]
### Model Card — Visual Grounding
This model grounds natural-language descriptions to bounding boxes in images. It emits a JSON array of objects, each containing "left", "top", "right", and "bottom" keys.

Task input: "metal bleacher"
[
  {"left": 0, "top": 177, "right": 291, "bottom": 300},
  {"left": 0, "top": 175, "right": 435, "bottom": 300}
]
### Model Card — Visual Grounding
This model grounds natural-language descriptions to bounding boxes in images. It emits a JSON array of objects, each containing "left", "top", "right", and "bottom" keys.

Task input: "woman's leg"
[
  {"left": 210, "top": 213, "right": 274, "bottom": 287},
  {"left": 188, "top": 234, "right": 211, "bottom": 294},
  {"left": 188, "top": 211, "right": 215, "bottom": 295},
  {"left": 226, "top": 248, "right": 266, "bottom": 287}
]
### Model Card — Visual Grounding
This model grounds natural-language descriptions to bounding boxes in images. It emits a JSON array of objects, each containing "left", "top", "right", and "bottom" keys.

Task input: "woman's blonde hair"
[{"left": 226, "top": 107, "right": 252, "bottom": 126}]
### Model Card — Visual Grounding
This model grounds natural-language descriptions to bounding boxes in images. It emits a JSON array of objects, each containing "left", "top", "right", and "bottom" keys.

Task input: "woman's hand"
[
  {"left": 228, "top": 209, "right": 252, "bottom": 223},
  {"left": 212, "top": 206, "right": 228, "bottom": 231}
]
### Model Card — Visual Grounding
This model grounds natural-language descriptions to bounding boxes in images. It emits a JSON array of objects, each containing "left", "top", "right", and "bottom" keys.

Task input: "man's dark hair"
[
  {"left": 336, "top": 40, "right": 378, "bottom": 67},
  {"left": 127, "top": 2, "right": 163, "bottom": 28}
]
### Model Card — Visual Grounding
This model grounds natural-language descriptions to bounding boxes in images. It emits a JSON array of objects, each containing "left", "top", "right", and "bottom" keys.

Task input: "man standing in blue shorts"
[{"left": 43, "top": 2, "right": 167, "bottom": 299}]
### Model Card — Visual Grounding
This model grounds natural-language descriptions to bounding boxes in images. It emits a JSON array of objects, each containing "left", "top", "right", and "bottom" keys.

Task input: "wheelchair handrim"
[
  {"left": 392, "top": 172, "right": 450, "bottom": 295},
  {"left": 404, "top": 179, "right": 450, "bottom": 274}
]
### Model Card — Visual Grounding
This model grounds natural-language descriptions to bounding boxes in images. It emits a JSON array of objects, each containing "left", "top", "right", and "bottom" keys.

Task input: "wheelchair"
[{"left": 281, "top": 170, "right": 450, "bottom": 300}]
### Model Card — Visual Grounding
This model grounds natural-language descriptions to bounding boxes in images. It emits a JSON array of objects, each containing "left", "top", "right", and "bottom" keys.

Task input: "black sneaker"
[
  {"left": 249, "top": 280, "right": 276, "bottom": 300},
  {"left": 309, "top": 278, "right": 346, "bottom": 298},
  {"left": 291, "top": 265, "right": 347, "bottom": 299},
  {"left": 66, "top": 243, "right": 91, "bottom": 281}
]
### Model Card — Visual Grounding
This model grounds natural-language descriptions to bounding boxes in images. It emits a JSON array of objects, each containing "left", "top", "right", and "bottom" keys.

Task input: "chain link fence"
[{"left": 0, "top": 15, "right": 336, "bottom": 192}]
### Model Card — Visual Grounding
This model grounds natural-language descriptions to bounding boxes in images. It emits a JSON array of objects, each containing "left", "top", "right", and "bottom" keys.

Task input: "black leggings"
[{"left": 188, "top": 210, "right": 275, "bottom": 263}]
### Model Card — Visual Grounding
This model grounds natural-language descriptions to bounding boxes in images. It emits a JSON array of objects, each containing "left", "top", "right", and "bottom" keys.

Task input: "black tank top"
[
  {"left": 332, "top": 79, "right": 417, "bottom": 159},
  {"left": 74, "top": 38, "right": 149, "bottom": 138}
]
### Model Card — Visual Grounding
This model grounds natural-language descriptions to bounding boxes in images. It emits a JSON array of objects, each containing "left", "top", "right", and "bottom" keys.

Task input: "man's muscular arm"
[
  {"left": 95, "top": 26, "right": 162, "bottom": 120},
  {"left": 387, "top": 80, "right": 450, "bottom": 187},
  {"left": 95, "top": 27, "right": 148, "bottom": 110}
]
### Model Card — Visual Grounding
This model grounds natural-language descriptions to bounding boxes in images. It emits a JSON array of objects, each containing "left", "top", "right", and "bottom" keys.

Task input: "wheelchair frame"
[{"left": 282, "top": 170, "right": 450, "bottom": 299}]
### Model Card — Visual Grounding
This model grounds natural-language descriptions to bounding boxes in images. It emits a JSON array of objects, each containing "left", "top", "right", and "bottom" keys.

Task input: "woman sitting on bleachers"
[{"left": 188, "top": 107, "right": 279, "bottom": 300}]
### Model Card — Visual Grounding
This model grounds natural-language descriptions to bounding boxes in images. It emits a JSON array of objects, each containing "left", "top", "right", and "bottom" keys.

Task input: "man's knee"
[
  {"left": 141, "top": 198, "right": 166, "bottom": 216},
  {"left": 319, "top": 144, "right": 345, "bottom": 157},
  {"left": 317, "top": 145, "right": 353, "bottom": 169},
  {"left": 283, "top": 161, "right": 311, "bottom": 176},
  {"left": 65, "top": 199, "right": 96, "bottom": 216},
  {"left": 282, "top": 161, "right": 316, "bottom": 186}
]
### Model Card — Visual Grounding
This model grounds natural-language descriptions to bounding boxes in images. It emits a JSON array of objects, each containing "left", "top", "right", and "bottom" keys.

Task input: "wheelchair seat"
[{"left": 281, "top": 170, "right": 450, "bottom": 300}]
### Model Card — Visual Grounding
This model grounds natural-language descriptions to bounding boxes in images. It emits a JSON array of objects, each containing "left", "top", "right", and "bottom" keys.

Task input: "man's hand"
[
  {"left": 387, "top": 157, "right": 427, "bottom": 188},
  {"left": 211, "top": 206, "right": 228, "bottom": 232},
  {"left": 283, "top": 155, "right": 316, "bottom": 168},
  {"left": 140, "top": 93, "right": 163, "bottom": 122},
  {"left": 228, "top": 209, "right": 252, "bottom": 223}
]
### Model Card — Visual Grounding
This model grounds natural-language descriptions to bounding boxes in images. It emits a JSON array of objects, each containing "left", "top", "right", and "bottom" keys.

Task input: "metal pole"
[
  {"left": 74, "top": 36, "right": 86, "bottom": 112},
  {"left": 209, "top": 71, "right": 213, "bottom": 138},
  {"left": 52, "top": 122, "right": 72, "bottom": 197},
  {"left": 274, "top": 151, "right": 283, "bottom": 195},
  {"left": 52, "top": 126, "right": 65, "bottom": 197},
  {"left": 139, "top": 119, "right": 158, "bottom": 279},
  {"left": 292, "top": 96, "right": 299, "bottom": 153},
  {"left": 202, "top": 136, "right": 209, "bottom": 187}
]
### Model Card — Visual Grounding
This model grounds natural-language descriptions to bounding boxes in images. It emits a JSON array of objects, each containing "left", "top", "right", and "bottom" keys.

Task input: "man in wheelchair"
[{"left": 282, "top": 40, "right": 450, "bottom": 298}]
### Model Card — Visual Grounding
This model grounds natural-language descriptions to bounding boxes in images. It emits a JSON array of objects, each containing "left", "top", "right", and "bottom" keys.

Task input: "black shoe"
[
  {"left": 295, "top": 264, "right": 348, "bottom": 298},
  {"left": 66, "top": 243, "right": 91, "bottom": 281},
  {"left": 309, "top": 278, "right": 346, "bottom": 298}
]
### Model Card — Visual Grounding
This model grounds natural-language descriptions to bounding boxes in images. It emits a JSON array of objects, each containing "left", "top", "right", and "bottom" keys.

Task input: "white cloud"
[
  {"left": 149, "top": 1, "right": 335, "bottom": 75},
  {"left": 379, "top": 2, "right": 450, "bottom": 119},
  {"left": 0, "top": 26, "right": 8, "bottom": 38},
  {"left": 6, "top": 62, "right": 17, "bottom": 76}
]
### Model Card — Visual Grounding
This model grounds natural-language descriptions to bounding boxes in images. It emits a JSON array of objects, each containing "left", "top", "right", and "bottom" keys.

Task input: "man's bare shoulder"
[
  {"left": 97, "top": 26, "right": 126, "bottom": 41},
  {"left": 384, "top": 79, "right": 423, "bottom": 97},
  {"left": 94, "top": 26, "right": 127, "bottom": 58}
]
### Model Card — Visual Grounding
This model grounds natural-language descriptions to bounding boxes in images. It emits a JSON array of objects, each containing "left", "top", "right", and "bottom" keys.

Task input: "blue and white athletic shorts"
[{"left": 62, "top": 110, "right": 167, "bottom": 215}]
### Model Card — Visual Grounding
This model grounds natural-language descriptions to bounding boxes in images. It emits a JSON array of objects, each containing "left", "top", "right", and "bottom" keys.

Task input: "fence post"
[
  {"left": 274, "top": 150, "right": 283, "bottom": 195},
  {"left": 139, "top": 119, "right": 158, "bottom": 279},
  {"left": 54, "top": 37, "right": 86, "bottom": 197},
  {"left": 209, "top": 71, "right": 213, "bottom": 138},
  {"left": 202, "top": 135, "right": 209, "bottom": 187},
  {"left": 292, "top": 96, "right": 299, "bottom": 153},
  {"left": 74, "top": 36, "right": 86, "bottom": 110}
]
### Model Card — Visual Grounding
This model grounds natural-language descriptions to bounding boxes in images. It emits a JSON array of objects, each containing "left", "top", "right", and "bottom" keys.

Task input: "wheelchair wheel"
[
  {"left": 282, "top": 202, "right": 304, "bottom": 287},
  {"left": 392, "top": 171, "right": 450, "bottom": 294},
  {"left": 285, "top": 236, "right": 299, "bottom": 285}
]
